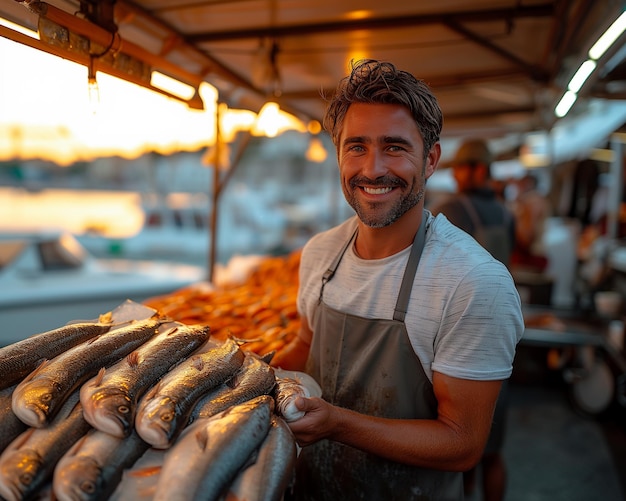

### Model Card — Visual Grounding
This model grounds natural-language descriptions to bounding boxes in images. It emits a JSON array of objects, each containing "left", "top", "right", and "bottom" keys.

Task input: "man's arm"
[{"left": 287, "top": 372, "right": 502, "bottom": 472}]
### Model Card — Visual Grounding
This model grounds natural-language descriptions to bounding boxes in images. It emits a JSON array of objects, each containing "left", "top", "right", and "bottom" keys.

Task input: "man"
[
  {"left": 271, "top": 60, "right": 524, "bottom": 501},
  {"left": 431, "top": 139, "right": 517, "bottom": 501},
  {"left": 431, "top": 139, "right": 515, "bottom": 267}
]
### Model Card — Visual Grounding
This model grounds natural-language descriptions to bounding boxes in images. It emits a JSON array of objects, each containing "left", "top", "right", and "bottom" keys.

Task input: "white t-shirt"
[{"left": 297, "top": 211, "right": 524, "bottom": 383}]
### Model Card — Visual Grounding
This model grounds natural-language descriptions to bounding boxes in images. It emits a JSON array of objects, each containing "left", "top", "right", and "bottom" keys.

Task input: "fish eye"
[
  {"left": 41, "top": 393, "right": 52, "bottom": 403},
  {"left": 19, "top": 473, "right": 33, "bottom": 485},
  {"left": 80, "top": 481, "right": 96, "bottom": 493},
  {"left": 118, "top": 405, "right": 130, "bottom": 414},
  {"left": 161, "top": 412, "right": 174, "bottom": 423}
]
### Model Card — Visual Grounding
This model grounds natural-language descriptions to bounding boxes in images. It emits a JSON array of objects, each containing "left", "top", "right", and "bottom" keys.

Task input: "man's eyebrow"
[
  {"left": 342, "top": 136, "right": 370, "bottom": 145},
  {"left": 382, "top": 135, "right": 412, "bottom": 145}
]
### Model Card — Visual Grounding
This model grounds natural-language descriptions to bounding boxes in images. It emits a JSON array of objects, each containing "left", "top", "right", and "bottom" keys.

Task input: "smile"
[{"left": 363, "top": 186, "right": 393, "bottom": 195}]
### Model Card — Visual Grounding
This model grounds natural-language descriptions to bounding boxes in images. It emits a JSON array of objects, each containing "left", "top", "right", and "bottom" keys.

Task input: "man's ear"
[{"left": 425, "top": 142, "right": 441, "bottom": 179}]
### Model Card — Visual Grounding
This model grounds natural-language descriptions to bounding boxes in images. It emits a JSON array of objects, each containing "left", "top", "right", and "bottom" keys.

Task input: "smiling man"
[{"left": 271, "top": 59, "right": 524, "bottom": 501}]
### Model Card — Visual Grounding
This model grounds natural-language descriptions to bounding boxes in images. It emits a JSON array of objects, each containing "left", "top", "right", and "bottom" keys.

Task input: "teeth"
[{"left": 363, "top": 186, "right": 392, "bottom": 195}]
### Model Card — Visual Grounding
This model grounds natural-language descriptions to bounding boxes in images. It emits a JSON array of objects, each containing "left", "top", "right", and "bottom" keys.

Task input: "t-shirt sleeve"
[{"left": 430, "top": 261, "right": 524, "bottom": 380}]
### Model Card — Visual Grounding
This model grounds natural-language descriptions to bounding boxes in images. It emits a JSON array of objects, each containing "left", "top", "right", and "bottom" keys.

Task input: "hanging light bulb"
[
  {"left": 306, "top": 136, "right": 328, "bottom": 163},
  {"left": 254, "top": 101, "right": 281, "bottom": 137},
  {"left": 87, "top": 57, "right": 100, "bottom": 115}
]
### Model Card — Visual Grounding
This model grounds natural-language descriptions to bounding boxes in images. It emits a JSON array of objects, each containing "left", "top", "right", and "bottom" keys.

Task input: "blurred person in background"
[
  {"left": 272, "top": 60, "right": 523, "bottom": 501},
  {"left": 510, "top": 173, "right": 550, "bottom": 273},
  {"left": 430, "top": 138, "right": 516, "bottom": 501}
]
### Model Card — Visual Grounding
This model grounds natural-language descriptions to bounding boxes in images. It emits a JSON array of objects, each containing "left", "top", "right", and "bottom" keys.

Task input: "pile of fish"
[{"left": 0, "top": 310, "right": 310, "bottom": 501}]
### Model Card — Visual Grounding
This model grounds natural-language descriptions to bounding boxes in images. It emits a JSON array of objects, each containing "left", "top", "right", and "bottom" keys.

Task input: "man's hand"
[{"left": 285, "top": 397, "right": 337, "bottom": 446}]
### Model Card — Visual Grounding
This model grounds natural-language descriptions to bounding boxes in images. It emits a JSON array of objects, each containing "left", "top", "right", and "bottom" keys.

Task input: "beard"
[{"left": 344, "top": 174, "right": 425, "bottom": 228}]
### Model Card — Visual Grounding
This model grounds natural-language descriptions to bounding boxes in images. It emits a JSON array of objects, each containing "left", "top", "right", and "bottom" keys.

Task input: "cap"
[{"left": 452, "top": 139, "right": 493, "bottom": 167}]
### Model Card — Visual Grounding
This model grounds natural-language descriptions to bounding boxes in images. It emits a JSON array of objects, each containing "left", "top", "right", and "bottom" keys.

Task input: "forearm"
[
  {"left": 289, "top": 375, "right": 502, "bottom": 472},
  {"left": 328, "top": 405, "right": 485, "bottom": 471}
]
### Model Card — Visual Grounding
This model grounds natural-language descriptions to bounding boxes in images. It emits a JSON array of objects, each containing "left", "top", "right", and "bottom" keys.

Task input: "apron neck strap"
[{"left": 393, "top": 211, "right": 429, "bottom": 321}]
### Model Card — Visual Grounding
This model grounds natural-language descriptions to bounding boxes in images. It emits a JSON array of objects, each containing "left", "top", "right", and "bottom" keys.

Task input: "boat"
[{"left": 0, "top": 230, "right": 207, "bottom": 346}]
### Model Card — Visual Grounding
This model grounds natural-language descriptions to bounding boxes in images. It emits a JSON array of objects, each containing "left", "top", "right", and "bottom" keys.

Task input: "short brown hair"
[{"left": 323, "top": 59, "right": 443, "bottom": 155}]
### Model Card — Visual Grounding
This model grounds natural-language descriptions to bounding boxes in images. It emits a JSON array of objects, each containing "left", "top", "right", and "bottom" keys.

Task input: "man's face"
[
  {"left": 452, "top": 162, "right": 486, "bottom": 193},
  {"left": 336, "top": 103, "right": 439, "bottom": 228}
]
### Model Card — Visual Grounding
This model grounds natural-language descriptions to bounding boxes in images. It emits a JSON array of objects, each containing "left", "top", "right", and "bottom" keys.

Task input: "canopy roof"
[{"left": 1, "top": 0, "right": 625, "bottom": 149}]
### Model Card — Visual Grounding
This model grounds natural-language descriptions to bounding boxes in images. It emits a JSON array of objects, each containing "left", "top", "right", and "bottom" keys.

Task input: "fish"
[
  {"left": 153, "top": 395, "right": 274, "bottom": 501},
  {"left": 0, "top": 385, "right": 27, "bottom": 453},
  {"left": 11, "top": 317, "right": 164, "bottom": 428},
  {"left": 0, "top": 391, "right": 92, "bottom": 501},
  {"left": 134, "top": 337, "right": 245, "bottom": 449},
  {"left": 0, "top": 320, "right": 113, "bottom": 391},
  {"left": 52, "top": 428, "right": 150, "bottom": 501},
  {"left": 273, "top": 377, "right": 311, "bottom": 422},
  {"left": 225, "top": 415, "right": 297, "bottom": 501},
  {"left": 80, "top": 324, "right": 211, "bottom": 438},
  {"left": 192, "top": 351, "right": 276, "bottom": 420}
]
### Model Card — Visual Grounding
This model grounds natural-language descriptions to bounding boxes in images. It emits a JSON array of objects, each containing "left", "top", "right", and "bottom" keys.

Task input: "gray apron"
[{"left": 292, "top": 213, "right": 463, "bottom": 501}]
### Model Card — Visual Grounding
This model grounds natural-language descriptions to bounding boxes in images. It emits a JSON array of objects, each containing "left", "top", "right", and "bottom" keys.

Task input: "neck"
[{"left": 354, "top": 207, "right": 424, "bottom": 260}]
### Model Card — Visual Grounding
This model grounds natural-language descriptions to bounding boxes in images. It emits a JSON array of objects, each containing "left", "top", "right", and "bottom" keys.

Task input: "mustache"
[{"left": 349, "top": 175, "right": 407, "bottom": 189}]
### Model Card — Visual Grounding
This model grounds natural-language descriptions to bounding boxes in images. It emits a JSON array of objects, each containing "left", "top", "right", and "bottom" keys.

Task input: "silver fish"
[
  {"left": 226, "top": 415, "right": 297, "bottom": 501},
  {"left": 135, "top": 337, "right": 245, "bottom": 449},
  {"left": 0, "top": 321, "right": 113, "bottom": 391},
  {"left": 193, "top": 351, "right": 276, "bottom": 420},
  {"left": 273, "top": 377, "right": 311, "bottom": 422},
  {"left": 0, "top": 385, "right": 27, "bottom": 453},
  {"left": 53, "top": 428, "right": 149, "bottom": 501},
  {"left": 12, "top": 317, "right": 164, "bottom": 428},
  {"left": 153, "top": 395, "right": 274, "bottom": 501},
  {"left": 0, "top": 392, "right": 92, "bottom": 501},
  {"left": 80, "top": 324, "right": 210, "bottom": 438}
]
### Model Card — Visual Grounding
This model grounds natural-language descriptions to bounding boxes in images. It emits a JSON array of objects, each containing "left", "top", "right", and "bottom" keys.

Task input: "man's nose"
[{"left": 361, "top": 150, "right": 388, "bottom": 178}]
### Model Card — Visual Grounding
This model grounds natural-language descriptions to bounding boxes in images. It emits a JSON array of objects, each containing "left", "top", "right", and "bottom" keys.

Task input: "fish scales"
[
  {"left": 153, "top": 395, "right": 274, "bottom": 501},
  {"left": 274, "top": 377, "right": 311, "bottom": 422},
  {"left": 0, "top": 321, "right": 113, "bottom": 391},
  {"left": 226, "top": 415, "right": 298, "bottom": 501},
  {"left": 0, "top": 385, "right": 27, "bottom": 453},
  {"left": 11, "top": 317, "right": 163, "bottom": 428},
  {"left": 134, "top": 337, "right": 245, "bottom": 449},
  {"left": 193, "top": 352, "right": 277, "bottom": 419},
  {"left": 53, "top": 428, "right": 149, "bottom": 501},
  {"left": 80, "top": 324, "right": 211, "bottom": 438},
  {"left": 0, "top": 392, "right": 92, "bottom": 501}
]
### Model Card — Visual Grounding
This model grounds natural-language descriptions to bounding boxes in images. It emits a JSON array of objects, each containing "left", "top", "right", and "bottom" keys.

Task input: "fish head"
[
  {"left": 53, "top": 457, "right": 103, "bottom": 501},
  {"left": 0, "top": 449, "right": 44, "bottom": 501},
  {"left": 12, "top": 378, "right": 62, "bottom": 427},
  {"left": 82, "top": 387, "right": 134, "bottom": 438},
  {"left": 136, "top": 396, "right": 180, "bottom": 449}
]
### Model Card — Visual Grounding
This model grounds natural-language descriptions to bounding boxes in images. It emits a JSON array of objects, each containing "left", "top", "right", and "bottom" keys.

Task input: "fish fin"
[
  {"left": 93, "top": 367, "right": 107, "bottom": 386},
  {"left": 20, "top": 358, "right": 50, "bottom": 382},
  {"left": 99, "top": 311, "right": 113, "bottom": 324},
  {"left": 191, "top": 355, "right": 205, "bottom": 372},
  {"left": 128, "top": 465, "right": 162, "bottom": 478},
  {"left": 194, "top": 426, "right": 210, "bottom": 451},
  {"left": 127, "top": 351, "right": 140, "bottom": 368},
  {"left": 229, "top": 335, "right": 256, "bottom": 346},
  {"left": 164, "top": 326, "right": 179, "bottom": 336},
  {"left": 260, "top": 350, "right": 276, "bottom": 364}
]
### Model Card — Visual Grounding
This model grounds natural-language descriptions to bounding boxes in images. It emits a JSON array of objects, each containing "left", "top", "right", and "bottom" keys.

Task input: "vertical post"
[
  {"left": 208, "top": 103, "right": 221, "bottom": 283},
  {"left": 607, "top": 133, "right": 625, "bottom": 240}
]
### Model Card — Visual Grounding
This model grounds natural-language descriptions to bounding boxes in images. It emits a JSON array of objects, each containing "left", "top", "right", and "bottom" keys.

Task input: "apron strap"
[
  {"left": 393, "top": 211, "right": 429, "bottom": 322},
  {"left": 318, "top": 222, "right": 358, "bottom": 304}
]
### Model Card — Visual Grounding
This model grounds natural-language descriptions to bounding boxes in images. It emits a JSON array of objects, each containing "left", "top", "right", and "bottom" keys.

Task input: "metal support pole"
[{"left": 607, "top": 133, "right": 625, "bottom": 240}]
